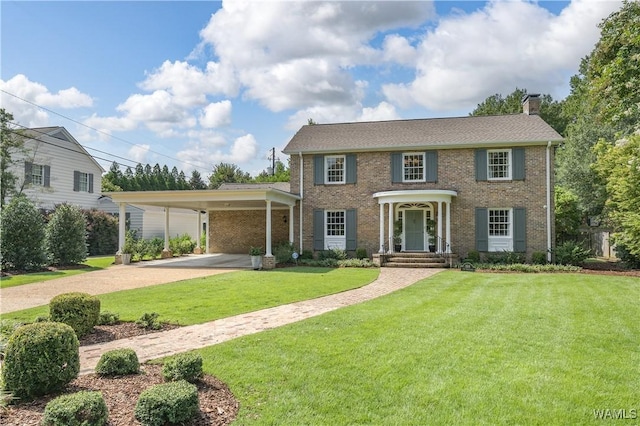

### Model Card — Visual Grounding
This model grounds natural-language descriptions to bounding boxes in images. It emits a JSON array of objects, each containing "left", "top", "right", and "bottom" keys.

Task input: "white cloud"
[
  {"left": 358, "top": 101, "right": 400, "bottom": 122},
  {"left": 176, "top": 132, "right": 259, "bottom": 171},
  {"left": 0, "top": 74, "right": 93, "bottom": 127},
  {"left": 199, "top": 100, "right": 232, "bottom": 128},
  {"left": 382, "top": 34, "right": 417, "bottom": 66},
  {"left": 383, "top": 0, "right": 622, "bottom": 111},
  {"left": 128, "top": 144, "right": 150, "bottom": 163}
]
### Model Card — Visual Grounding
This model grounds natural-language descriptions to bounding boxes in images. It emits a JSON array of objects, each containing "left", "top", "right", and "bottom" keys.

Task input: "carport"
[{"left": 105, "top": 183, "right": 300, "bottom": 269}]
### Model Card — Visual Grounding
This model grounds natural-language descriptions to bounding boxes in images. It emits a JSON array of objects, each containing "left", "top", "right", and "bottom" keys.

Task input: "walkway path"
[{"left": 79, "top": 268, "right": 443, "bottom": 375}]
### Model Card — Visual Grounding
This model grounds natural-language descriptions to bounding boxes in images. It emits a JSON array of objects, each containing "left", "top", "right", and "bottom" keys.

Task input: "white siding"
[
  {"left": 97, "top": 197, "right": 144, "bottom": 236},
  {"left": 7, "top": 128, "right": 104, "bottom": 210},
  {"left": 141, "top": 207, "right": 204, "bottom": 241}
]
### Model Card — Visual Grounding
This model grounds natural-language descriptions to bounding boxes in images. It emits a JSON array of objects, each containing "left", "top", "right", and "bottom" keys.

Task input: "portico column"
[
  {"left": 194, "top": 211, "right": 203, "bottom": 254},
  {"left": 161, "top": 207, "right": 172, "bottom": 258},
  {"left": 378, "top": 203, "right": 385, "bottom": 253},
  {"left": 265, "top": 200, "right": 272, "bottom": 256},
  {"left": 289, "top": 205, "right": 294, "bottom": 244},
  {"left": 437, "top": 201, "right": 443, "bottom": 253},
  {"left": 117, "top": 203, "right": 126, "bottom": 253},
  {"left": 445, "top": 201, "right": 452, "bottom": 253},
  {"left": 388, "top": 202, "right": 394, "bottom": 253}
]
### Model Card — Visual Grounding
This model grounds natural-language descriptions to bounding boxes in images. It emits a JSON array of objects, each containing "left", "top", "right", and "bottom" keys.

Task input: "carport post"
[
  {"left": 194, "top": 210, "right": 203, "bottom": 254},
  {"left": 265, "top": 200, "right": 272, "bottom": 256},
  {"left": 161, "top": 207, "right": 172, "bottom": 258},
  {"left": 289, "top": 205, "right": 294, "bottom": 244},
  {"left": 117, "top": 203, "right": 126, "bottom": 252}
]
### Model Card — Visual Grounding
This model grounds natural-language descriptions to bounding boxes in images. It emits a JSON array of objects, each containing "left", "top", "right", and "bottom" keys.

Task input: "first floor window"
[
  {"left": 488, "top": 149, "right": 511, "bottom": 180},
  {"left": 325, "top": 155, "right": 345, "bottom": 184},
  {"left": 326, "top": 210, "right": 345, "bottom": 236},
  {"left": 489, "top": 209, "right": 511, "bottom": 237},
  {"left": 403, "top": 152, "right": 425, "bottom": 182}
]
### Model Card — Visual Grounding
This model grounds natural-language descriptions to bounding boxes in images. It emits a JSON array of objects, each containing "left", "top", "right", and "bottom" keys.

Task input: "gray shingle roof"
[{"left": 283, "top": 114, "right": 563, "bottom": 154}]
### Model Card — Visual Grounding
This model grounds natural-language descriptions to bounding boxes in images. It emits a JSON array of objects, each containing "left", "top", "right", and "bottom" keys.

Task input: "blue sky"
[{"left": 1, "top": 1, "right": 622, "bottom": 178}]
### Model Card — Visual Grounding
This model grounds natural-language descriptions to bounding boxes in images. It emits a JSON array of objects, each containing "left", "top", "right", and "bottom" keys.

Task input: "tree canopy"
[{"left": 208, "top": 162, "right": 251, "bottom": 189}]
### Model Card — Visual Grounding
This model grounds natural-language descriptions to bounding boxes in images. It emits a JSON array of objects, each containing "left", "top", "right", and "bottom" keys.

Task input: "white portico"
[{"left": 373, "top": 190, "right": 457, "bottom": 254}]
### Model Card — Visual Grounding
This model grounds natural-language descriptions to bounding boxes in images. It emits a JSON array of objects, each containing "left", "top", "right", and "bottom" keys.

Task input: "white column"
[
  {"left": 289, "top": 205, "right": 294, "bottom": 244},
  {"left": 388, "top": 202, "right": 394, "bottom": 253},
  {"left": 163, "top": 207, "right": 170, "bottom": 251},
  {"left": 117, "top": 203, "right": 126, "bottom": 253},
  {"left": 437, "top": 201, "right": 443, "bottom": 253},
  {"left": 378, "top": 203, "right": 385, "bottom": 253},
  {"left": 196, "top": 211, "right": 202, "bottom": 250},
  {"left": 265, "top": 200, "right": 272, "bottom": 256},
  {"left": 445, "top": 201, "right": 452, "bottom": 253},
  {"left": 205, "top": 211, "right": 210, "bottom": 254}
]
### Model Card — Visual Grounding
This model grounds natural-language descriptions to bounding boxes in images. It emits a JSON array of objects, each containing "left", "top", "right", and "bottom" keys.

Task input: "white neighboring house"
[{"left": 8, "top": 127, "right": 104, "bottom": 211}]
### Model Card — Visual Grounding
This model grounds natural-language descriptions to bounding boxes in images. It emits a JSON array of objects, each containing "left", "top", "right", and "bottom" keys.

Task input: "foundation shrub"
[
  {"left": 134, "top": 380, "right": 199, "bottom": 426},
  {"left": 42, "top": 391, "right": 108, "bottom": 426},
  {"left": 96, "top": 348, "right": 139, "bottom": 376},
  {"left": 0, "top": 195, "right": 47, "bottom": 271},
  {"left": 46, "top": 204, "right": 88, "bottom": 266},
  {"left": 169, "top": 234, "right": 195, "bottom": 255},
  {"left": 554, "top": 241, "right": 591, "bottom": 266},
  {"left": 466, "top": 250, "right": 481, "bottom": 263},
  {"left": 49, "top": 292, "right": 100, "bottom": 337},
  {"left": 273, "top": 241, "right": 295, "bottom": 264},
  {"left": 355, "top": 247, "right": 368, "bottom": 260},
  {"left": 162, "top": 352, "right": 203, "bottom": 383},
  {"left": 531, "top": 251, "right": 548, "bottom": 265},
  {"left": 83, "top": 209, "right": 118, "bottom": 256},
  {"left": 1, "top": 322, "right": 79, "bottom": 399}
]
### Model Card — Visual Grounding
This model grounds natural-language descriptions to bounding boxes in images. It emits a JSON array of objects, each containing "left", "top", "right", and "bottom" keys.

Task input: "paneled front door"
[{"left": 404, "top": 210, "right": 424, "bottom": 251}]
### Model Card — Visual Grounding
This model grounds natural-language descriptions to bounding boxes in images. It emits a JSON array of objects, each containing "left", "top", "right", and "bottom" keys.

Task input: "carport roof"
[{"left": 104, "top": 184, "right": 300, "bottom": 211}]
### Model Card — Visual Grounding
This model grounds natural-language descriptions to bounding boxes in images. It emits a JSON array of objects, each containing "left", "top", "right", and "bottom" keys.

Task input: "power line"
[{"left": 1, "top": 89, "right": 211, "bottom": 173}]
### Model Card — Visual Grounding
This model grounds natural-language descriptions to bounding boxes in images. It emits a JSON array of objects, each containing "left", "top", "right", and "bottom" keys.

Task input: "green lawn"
[
  {"left": 0, "top": 256, "right": 114, "bottom": 289},
  {"left": 172, "top": 271, "right": 639, "bottom": 425},
  {"left": 4, "top": 267, "right": 379, "bottom": 325}
]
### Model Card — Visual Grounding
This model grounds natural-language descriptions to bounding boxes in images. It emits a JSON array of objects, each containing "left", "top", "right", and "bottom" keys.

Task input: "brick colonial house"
[
  {"left": 107, "top": 95, "right": 561, "bottom": 268},
  {"left": 283, "top": 94, "right": 562, "bottom": 263}
]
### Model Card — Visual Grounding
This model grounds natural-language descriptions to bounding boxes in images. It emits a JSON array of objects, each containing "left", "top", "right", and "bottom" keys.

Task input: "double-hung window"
[
  {"left": 403, "top": 152, "right": 425, "bottom": 182},
  {"left": 488, "top": 149, "right": 511, "bottom": 180},
  {"left": 326, "top": 210, "right": 345, "bottom": 237},
  {"left": 31, "top": 164, "right": 44, "bottom": 186},
  {"left": 488, "top": 208, "right": 513, "bottom": 251},
  {"left": 78, "top": 172, "right": 89, "bottom": 192},
  {"left": 325, "top": 155, "right": 345, "bottom": 184}
]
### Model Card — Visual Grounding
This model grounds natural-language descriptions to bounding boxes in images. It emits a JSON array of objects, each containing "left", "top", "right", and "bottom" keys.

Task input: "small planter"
[
  {"left": 121, "top": 253, "right": 131, "bottom": 265},
  {"left": 250, "top": 255, "right": 262, "bottom": 270}
]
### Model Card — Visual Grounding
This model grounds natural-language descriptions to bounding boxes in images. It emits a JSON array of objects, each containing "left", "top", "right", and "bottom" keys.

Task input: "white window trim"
[
  {"left": 324, "top": 209, "right": 346, "bottom": 250},
  {"left": 324, "top": 155, "right": 346, "bottom": 185},
  {"left": 78, "top": 172, "right": 89, "bottom": 192},
  {"left": 488, "top": 208, "right": 513, "bottom": 251},
  {"left": 402, "top": 152, "right": 426, "bottom": 183},
  {"left": 31, "top": 164, "right": 44, "bottom": 186},
  {"left": 487, "top": 149, "right": 512, "bottom": 181}
]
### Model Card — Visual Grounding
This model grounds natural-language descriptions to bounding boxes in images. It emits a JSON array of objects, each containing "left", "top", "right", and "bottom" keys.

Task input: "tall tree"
[
  {"left": 189, "top": 170, "right": 207, "bottom": 190},
  {"left": 0, "top": 109, "right": 25, "bottom": 208},
  {"left": 253, "top": 160, "right": 290, "bottom": 183},
  {"left": 208, "top": 162, "right": 250, "bottom": 189}
]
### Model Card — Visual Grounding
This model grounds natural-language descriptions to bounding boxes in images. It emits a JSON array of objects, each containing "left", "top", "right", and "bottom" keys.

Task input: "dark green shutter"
[
  {"left": 24, "top": 162, "right": 33, "bottom": 184},
  {"left": 314, "top": 155, "right": 324, "bottom": 185},
  {"left": 346, "top": 154, "right": 357, "bottom": 184},
  {"left": 425, "top": 151, "right": 438, "bottom": 182},
  {"left": 475, "top": 208, "right": 488, "bottom": 252},
  {"left": 475, "top": 150, "right": 487, "bottom": 181},
  {"left": 313, "top": 209, "right": 324, "bottom": 250},
  {"left": 391, "top": 152, "right": 402, "bottom": 183},
  {"left": 513, "top": 208, "right": 526, "bottom": 252},
  {"left": 513, "top": 148, "right": 525, "bottom": 180},
  {"left": 88, "top": 173, "right": 94, "bottom": 193},
  {"left": 73, "top": 171, "right": 80, "bottom": 192},
  {"left": 43, "top": 166, "right": 50, "bottom": 187},
  {"left": 346, "top": 209, "right": 357, "bottom": 251}
]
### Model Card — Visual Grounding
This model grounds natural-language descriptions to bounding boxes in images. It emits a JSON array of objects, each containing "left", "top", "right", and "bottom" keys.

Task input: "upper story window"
[
  {"left": 487, "top": 149, "right": 511, "bottom": 180},
  {"left": 403, "top": 152, "right": 425, "bottom": 182},
  {"left": 325, "top": 155, "right": 345, "bottom": 184},
  {"left": 73, "top": 171, "right": 94, "bottom": 193},
  {"left": 31, "top": 164, "right": 44, "bottom": 186},
  {"left": 25, "top": 162, "right": 50, "bottom": 187}
]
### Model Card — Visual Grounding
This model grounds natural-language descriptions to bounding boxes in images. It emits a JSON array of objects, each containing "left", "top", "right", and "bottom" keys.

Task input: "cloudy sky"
[{"left": 1, "top": 0, "right": 622, "bottom": 177}]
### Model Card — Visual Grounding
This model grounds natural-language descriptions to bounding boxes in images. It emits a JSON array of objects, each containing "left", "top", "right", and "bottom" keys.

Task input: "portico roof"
[
  {"left": 104, "top": 185, "right": 300, "bottom": 211},
  {"left": 373, "top": 189, "right": 458, "bottom": 204}
]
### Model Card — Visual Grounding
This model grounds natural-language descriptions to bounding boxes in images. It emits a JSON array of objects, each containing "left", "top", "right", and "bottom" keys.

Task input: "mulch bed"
[{"left": 1, "top": 322, "right": 239, "bottom": 425}]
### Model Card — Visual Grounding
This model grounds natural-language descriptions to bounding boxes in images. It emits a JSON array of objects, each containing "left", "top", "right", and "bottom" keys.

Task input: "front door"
[{"left": 404, "top": 210, "right": 424, "bottom": 251}]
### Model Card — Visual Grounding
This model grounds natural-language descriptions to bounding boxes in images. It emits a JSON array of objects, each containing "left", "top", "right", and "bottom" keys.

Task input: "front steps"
[{"left": 374, "top": 252, "right": 457, "bottom": 268}]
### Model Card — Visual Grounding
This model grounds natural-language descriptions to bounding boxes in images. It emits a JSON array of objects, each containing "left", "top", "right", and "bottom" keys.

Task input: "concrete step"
[{"left": 384, "top": 262, "right": 450, "bottom": 268}]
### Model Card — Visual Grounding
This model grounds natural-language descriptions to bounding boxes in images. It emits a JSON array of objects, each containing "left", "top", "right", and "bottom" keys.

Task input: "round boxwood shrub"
[
  {"left": 1, "top": 322, "right": 79, "bottom": 399},
  {"left": 162, "top": 352, "right": 203, "bottom": 383},
  {"left": 42, "top": 391, "right": 108, "bottom": 426},
  {"left": 96, "top": 348, "right": 139, "bottom": 376},
  {"left": 134, "top": 380, "right": 199, "bottom": 426},
  {"left": 50, "top": 292, "right": 100, "bottom": 337}
]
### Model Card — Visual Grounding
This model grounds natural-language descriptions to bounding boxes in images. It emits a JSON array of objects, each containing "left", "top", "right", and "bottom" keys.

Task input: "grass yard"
[
  {"left": 0, "top": 256, "right": 114, "bottom": 289},
  {"left": 4, "top": 267, "right": 379, "bottom": 325},
  {"left": 175, "top": 271, "right": 640, "bottom": 425}
]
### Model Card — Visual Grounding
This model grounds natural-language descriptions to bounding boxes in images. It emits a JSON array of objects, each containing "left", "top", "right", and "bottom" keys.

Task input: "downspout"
[
  {"left": 546, "top": 141, "right": 552, "bottom": 263},
  {"left": 299, "top": 152, "right": 304, "bottom": 251}
]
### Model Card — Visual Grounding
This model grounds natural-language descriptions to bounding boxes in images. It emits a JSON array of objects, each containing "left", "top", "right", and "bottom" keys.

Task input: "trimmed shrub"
[
  {"left": 134, "top": 380, "right": 199, "bottom": 426},
  {"left": 355, "top": 247, "right": 368, "bottom": 260},
  {"left": 97, "top": 311, "right": 120, "bottom": 326},
  {"left": 0, "top": 195, "right": 47, "bottom": 271},
  {"left": 96, "top": 348, "right": 139, "bottom": 376},
  {"left": 162, "top": 352, "right": 203, "bottom": 383},
  {"left": 50, "top": 292, "right": 100, "bottom": 337},
  {"left": 1, "top": 322, "right": 79, "bottom": 399},
  {"left": 466, "top": 250, "right": 481, "bottom": 263},
  {"left": 299, "top": 250, "right": 314, "bottom": 260},
  {"left": 554, "top": 241, "right": 591, "bottom": 266},
  {"left": 337, "top": 258, "right": 376, "bottom": 268},
  {"left": 531, "top": 251, "right": 548, "bottom": 265},
  {"left": 136, "top": 312, "right": 162, "bottom": 330},
  {"left": 318, "top": 248, "right": 347, "bottom": 261},
  {"left": 84, "top": 209, "right": 118, "bottom": 256},
  {"left": 46, "top": 203, "right": 88, "bottom": 266},
  {"left": 273, "top": 241, "right": 295, "bottom": 264},
  {"left": 169, "top": 233, "right": 196, "bottom": 256},
  {"left": 484, "top": 251, "right": 526, "bottom": 265},
  {"left": 42, "top": 391, "right": 108, "bottom": 426}
]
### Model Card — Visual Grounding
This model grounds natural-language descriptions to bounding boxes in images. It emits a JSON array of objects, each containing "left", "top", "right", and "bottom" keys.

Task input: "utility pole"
[{"left": 268, "top": 147, "right": 276, "bottom": 175}]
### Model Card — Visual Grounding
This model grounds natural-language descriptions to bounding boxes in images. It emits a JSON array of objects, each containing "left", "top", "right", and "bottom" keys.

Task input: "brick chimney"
[{"left": 522, "top": 93, "right": 541, "bottom": 115}]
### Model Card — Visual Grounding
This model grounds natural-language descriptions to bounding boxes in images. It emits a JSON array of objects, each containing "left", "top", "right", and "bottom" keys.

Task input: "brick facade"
[
  {"left": 208, "top": 209, "right": 291, "bottom": 254},
  {"left": 290, "top": 146, "right": 555, "bottom": 260}
]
